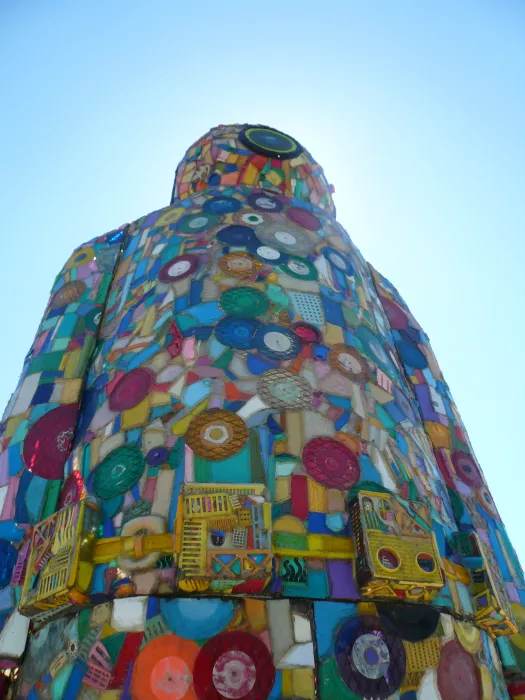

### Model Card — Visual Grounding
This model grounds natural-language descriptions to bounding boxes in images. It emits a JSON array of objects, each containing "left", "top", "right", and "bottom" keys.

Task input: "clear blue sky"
[{"left": 1, "top": 1, "right": 524, "bottom": 562}]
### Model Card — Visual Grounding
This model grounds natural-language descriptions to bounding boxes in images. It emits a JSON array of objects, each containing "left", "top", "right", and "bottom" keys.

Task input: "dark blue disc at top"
[
  {"left": 247, "top": 192, "right": 285, "bottom": 212},
  {"left": 0, "top": 540, "right": 18, "bottom": 589},
  {"left": 322, "top": 246, "right": 354, "bottom": 275},
  {"left": 397, "top": 341, "right": 428, "bottom": 370},
  {"left": 215, "top": 317, "right": 261, "bottom": 350},
  {"left": 203, "top": 196, "right": 242, "bottom": 214},
  {"left": 146, "top": 446, "right": 170, "bottom": 466},
  {"left": 216, "top": 225, "right": 256, "bottom": 246}
]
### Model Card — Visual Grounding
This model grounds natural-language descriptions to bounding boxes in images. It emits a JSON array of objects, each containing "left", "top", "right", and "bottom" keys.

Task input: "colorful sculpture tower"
[{"left": 0, "top": 124, "right": 524, "bottom": 699}]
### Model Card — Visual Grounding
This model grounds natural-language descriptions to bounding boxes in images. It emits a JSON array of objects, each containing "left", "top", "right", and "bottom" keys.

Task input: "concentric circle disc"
[
  {"left": 356, "top": 326, "right": 396, "bottom": 377},
  {"left": 185, "top": 409, "right": 248, "bottom": 461},
  {"left": 58, "top": 471, "right": 85, "bottom": 509},
  {"left": 108, "top": 368, "right": 154, "bottom": 412},
  {"left": 281, "top": 256, "right": 318, "bottom": 280},
  {"left": 239, "top": 126, "right": 302, "bottom": 160},
  {"left": 66, "top": 247, "right": 95, "bottom": 269},
  {"left": 232, "top": 211, "right": 268, "bottom": 227},
  {"left": 50, "top": 281, "right": 86, "bottom": 308},
  {"left": 285, "top": 207, "right": 321, "bottom": 231},
  {"left": 257, "top": 369, "right": 313, "bottom": 410},
  {"left": 377, "top": 603, "right": 440, "bottom": 642},
  {"left": 92, "top": 444, "right": 146, "bottom": 500},
  {"left": 203, "top": 196, "right": 242, "bottom": 214},
  {"left": 292, "top": 321, "right": 322, "bottom": 344},
  {"left": 335, "top": 615, "right": 406, "bottom": 699},
  {"left": 255, "top": 221, "right": 318, "bottom": 256},
  {"left": 476, "top": 485, "right": 500, "bottom": 519},
  {"left": 131, "top": 634, "right": 199, "bottom": 700},
  {"left": 437, "top": 640, "right": 481, "bottom": 700},
  {"left": 159, "top": 255, "right": 199, "bottom": 283},
  {"left": 247, "top": 192, "right": 284, "bottom": 212},
  {"left": 302, "top": 437, "right": 361, "bottom": 490},
  {"left": 23, "top": 404, "right": 78, "bottom": 479},
  {"left": 247, "top": 240, "right": 288, "bottom": 265},
  {"left": 219, "top": 287, "right": 269, "bottom": 317},
  {"left": 397, "top": 340, "right": 428, "bottom": 370},
  {"left": 322, "top": 247, "right": 354, "bottom": 275},
  {"left": 218, "top": 252, "right": 262, "bottom": 279},
  {"left": 177, "top": 213, "right": 219, "bottom": 235},
  {"left": 254, "top": 324, "right": 300, "bottom": 360},
  {"left": 451, "top": 450, "right": 483, "bottom": 488},
  {"left": 328, "top": 344, "right": 369, "bottom": 382},
  {"left": 453, "top": 621, "right": 481, "bottom": 654},
  {"left": 215, "top": 317, "right": 261, "bottom": 350},
  {"left": 193, "top": 630, "right": 275, "bottom": 700}
]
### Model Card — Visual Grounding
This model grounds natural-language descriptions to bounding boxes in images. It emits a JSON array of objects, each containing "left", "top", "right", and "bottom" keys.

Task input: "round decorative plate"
[
  {"left": 257, "top": 369, "right": 313, "bottom": 410},
  {"left": 255, "top": 221, "right": 318, "bottom": 257},
  {"left": 437, "top": 640, "right": 481, "bottom": 700},
  {"left": 335, "top": 615, "right": 406, "bottom": 699},
  {"left": 239, "top": 125, "right": 302, "bottom": 160},
  {"left": 215, "top": 317, "right": 261, "bottom": 350},
  {"left": 232, "top": 211, "right": 268, "bottom": 227},
  {"left": 193, "top": 630, "right": 275, "bottom": 700},
  {"left": 160, "top": 599, "right": 237, "bottom": 640},
  {"left": 58, "top": 470, "right": 85, "bottom": 509},
  {"left": 146, "top": 446, "right": 170, "bottom": 466},
  {"left": 285, "top": 206, "right": 321, "bottom": 231},
  {"left": 92, "top": 444, "right": 146, "bottom": 500},
  {"left": 177, "top": 212, "right": 219, "bottom": 235},
  {"left": 254, "top": 324, "right": 300, "bottom": 361},
  {"left": 476, "top": 485, "right": 500, "bottom": 519},
  {"left": 159, "top": 255, "right": 199, "bottom": 283},
  {"left": 66, "top": 247, "right": 95, "bottom": 269},
  {"left": 185, "top": 409, "right": 248, "bottom": 461},
  {"left": 396, "top": 340, "right": 428, "bottom": 370},
  {"left": 322, "top": 246, "right": 354, "bottom": 275},
  {"left": 302, "top": 436, "right": 361, "bottom": 490},
  {"left": 131, "top": 634, "right": 199, "bottom": 700},
  {"left": 328, "top": 344, "right": 369, "bottom": 382},
  {"left": 23, "top": 404, "right": 78, "bottom": 479},
  {"left": 377, "top": 603, "right": 440, "bottom": 642},
  {"left": 108, "top": 368, "right": 154, "bottom": 412},
  {"left": 392, "top": 386, "right": 418, "bottom": 424},
  {"left": 216, "top": 225, "right": 256, "bottom": 247},
  {"left": 50, "top": 281, "right": 86, "bottom": 309},
  {"left": 280, "top": 255, "right": 318, "bottom": 280},
  {"left": 247, "top": 192, "right": 284, "bottom": 212},
  {"left": 218, "top": 252, "right": 262, "bottom": 279},
  {"left": 203, "top": 196, "right": 242, "bottom": 214},
  {"left": 453, "top": 620, "right": 481, "bottom": 654},
  {"left": 292, "top": 321, "right": 322, "bottom": 344},
  {"left": 356, "top": 326, "right": 396, "bottom": 377},
  {"left": 219, "top": 287, "right": 269, "bottom": 317},
  {"left": 451, "top": 450, "right": 483, "bottom": 488}
]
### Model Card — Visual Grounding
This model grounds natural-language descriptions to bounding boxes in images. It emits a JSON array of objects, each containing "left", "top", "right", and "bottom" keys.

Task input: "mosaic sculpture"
[{"left": 0, "top": 123, "right": 524, "bottom": 699}]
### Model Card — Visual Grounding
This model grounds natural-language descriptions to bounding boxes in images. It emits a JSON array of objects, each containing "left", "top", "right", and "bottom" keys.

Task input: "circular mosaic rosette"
[
  {"left": 66, "top": 246, "right": 95, "bottom": 269},
  {"left": 218, "top": 252, "right": 262, "bottom": 279},
  {"left": 292, "top": 321, "right": 322, "bottom": 344},
  {"left": 322, "top": 246, "right": 354, "bottom": 275},
  {"left": 302, "top": 436, "right": 361, "bottom": 490},
  {"left": 108, "top": 368, "right": 154, "bottom": 412},
  {"left": 159, "top": 255, "right": 199, "bottom": 283},
  {"left": 437, "top": 640, "right": 481, "bottom": 700},
  {"left": 255, "top": 220, "right": 319, "bottom": 257},
  {"left": 215, "top": 317, "right": 261, "bottom": 350},
  {"left": 451, "top": 450, "right": 483, "bottom": 488},
  {"left": 377, "top": 603, "right": 440, "bottom": 642},
  {"left": 247, "top": 240, "right": 289, "bottom": 265},
  {"left": 131, "top": 634, "right": 199, "bottom": 700},
  {"left": 328, "top": 344, "right": 370, "bottom": 382},
  {"left": 247, "top": 191, "right": 285, "bottom": 212},
  {"left": 185, "top": 409, "right": 248, "bottom": 461},
  {"left": 257, "top": 369, "right": 313, "bottom": 410},
  {"left": 177, "top": 212, "right": 220, "bottom": 235},
  {"left": 193, "top": 630, "right": 275, "bottom": 700},
  {"left": 239, "top": 125, "right": 302, "bottom": 160},
  {"left": 23, "top": 404, "right": 78, "bottom": 479},
  {"left": 476, "top": 484, "right": 500, "bottom": 519},
  {"left": 58, "top": 470, "right": 85, "bottom": 509},
  {"left": 216, "top": 225, "right": 256, "bottom": 247},
  {"left": 280, "top": 255, "right": 318, "bottom": 281},
  {"left": 219, "top": 287, "right": 269, "bottom": 317},
  {"left": 203, "top": 196, "right": 242, "bottom": 214},
  {"left": 50, "top": 280, "right": 86, "bottom": 309},
  {"left": 254, "top": 324, "right": 301, "bottom": 361},
  {"left": 92, "top": 444, "right": 146, "bottom": 500},
  {"left": 335, "top": 615, "right": 406, "bottom": 699}
]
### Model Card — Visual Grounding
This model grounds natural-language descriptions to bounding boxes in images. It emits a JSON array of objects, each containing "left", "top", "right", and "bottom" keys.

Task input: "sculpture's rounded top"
[{"left": 171, "top": 123, "right": 335, "bottom": 215}]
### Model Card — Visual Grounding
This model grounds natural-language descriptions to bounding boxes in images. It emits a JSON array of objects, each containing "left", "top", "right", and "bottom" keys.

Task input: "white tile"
[
  {"left": 110, "top": 596, "right": 148, "bottom": 632},
  {"left": 0, "top": 611, "right": 30, "bottom": 658}
]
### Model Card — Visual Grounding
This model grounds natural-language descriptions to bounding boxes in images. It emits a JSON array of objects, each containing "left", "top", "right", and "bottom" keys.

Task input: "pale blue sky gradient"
[{"left": 1, "top": 1, "right": 524, "bottom": 560}]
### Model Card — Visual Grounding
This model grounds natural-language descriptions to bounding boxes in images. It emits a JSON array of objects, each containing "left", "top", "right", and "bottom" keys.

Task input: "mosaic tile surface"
[{"left": 0, "top": 124, "right": 523, "bottom": 698}]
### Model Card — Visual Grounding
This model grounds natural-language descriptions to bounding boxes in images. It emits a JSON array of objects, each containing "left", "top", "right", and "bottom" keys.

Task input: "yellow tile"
[
  {"left": 63, "top": 349, "right": 81, "bottom": 378},
  {"left": 244, "top": 599, "right": 267, "bottom": 631},
  {"left": 121, "top": 397, "right": 150, "bottom": 430},
  {"left": 60, "top": 379, "right": 83, "bottom": 404},
  {"left": 140, "top": 306, "right": 157, "bottom": 337},
  {"left": 5, "top": 415, "right": 23, "bottom": 439},
  {"left": 275, "top": 477, "right": 291, "bottom": 503},
  {"left": 307, "top": 478, "right": 327, "bottom": 513},
  {"left": 292, "top": 668, "right": 315, "bottom": 699},
  {"left": 150, "top": 391, "right": 172, "bottom": 407},
  {"left": 323, "top": 323, "right": 345, "bottom": 345},
  {"left": 281, "top": 669, "right": 293, "bottom": 696},
  {"left": 242, "top": 163, "right": 259, "bottom": 185}
]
